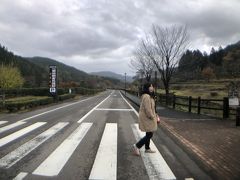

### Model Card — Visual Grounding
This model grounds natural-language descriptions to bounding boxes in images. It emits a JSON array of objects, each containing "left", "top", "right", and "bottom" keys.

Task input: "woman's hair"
[{"left": 141, "top": 83, "right": 154, "bottom": 97}]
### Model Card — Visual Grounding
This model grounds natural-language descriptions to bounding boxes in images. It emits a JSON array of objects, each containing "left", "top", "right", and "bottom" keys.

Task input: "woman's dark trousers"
[{"left": 136, "top": 132, "right": 153, "bottom": 150}]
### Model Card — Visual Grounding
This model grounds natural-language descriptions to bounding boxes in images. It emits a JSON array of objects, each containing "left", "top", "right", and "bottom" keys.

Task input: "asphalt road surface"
[{"left": 0, "top": 90, "right": 212, "bottom": 180}]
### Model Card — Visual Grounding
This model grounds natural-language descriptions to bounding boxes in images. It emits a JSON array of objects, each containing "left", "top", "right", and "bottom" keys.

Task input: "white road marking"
[
  {"left": 89, "top": 123, "right": 117, "bottom": 180},
  {"left": 0, "top": 122, "right": 46, "bottom": 147},
  {"left": 18, "top": 96, "right": 96, "bottom": 122},
  {"left": 0, "top": 122, "right": 68, "bottom": 168},
  {"left": 33, "top": 122, "right": 92, "bottom": 176},
  {"left": 13, "top": 172, "right": 28, "bottom": 180},
  {"left": 95, "top": 108, "right": 133, "bottom": 111},
  {"left": 119, "top": 91, "right": 139, "bottom": 117},
  {"left": 77, "top": 92, "right": 113, "bottom": 123},
  {"left": 0, "top": 121, "right": 8, "bottom": 125},
  {"left": 0, "top": 121, "right": 26, "bottom": 134},
  {"left": 131, "top": 124, "right": 176, "bottom": 180}
]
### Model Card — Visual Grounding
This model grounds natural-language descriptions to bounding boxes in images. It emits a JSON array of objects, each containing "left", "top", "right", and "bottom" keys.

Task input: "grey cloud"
[{"left": 0, "top": 0, "right": 240, "bottom": 75}]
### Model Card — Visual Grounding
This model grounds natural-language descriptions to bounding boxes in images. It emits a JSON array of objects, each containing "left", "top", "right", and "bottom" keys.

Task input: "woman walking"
[{"left": 133, "top": 83, "right": 157, "bottom": 156}]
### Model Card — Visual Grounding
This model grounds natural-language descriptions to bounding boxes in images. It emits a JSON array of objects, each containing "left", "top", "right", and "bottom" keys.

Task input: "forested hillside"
[
  {"left": 0, "top": 44, "right": 122, "bottom": 89},
  {"left": 0, "top": 45, "right": 47, "bottom": 87},
  {"left": 177, "top": 41, "right": 240, "bottom": 80}
]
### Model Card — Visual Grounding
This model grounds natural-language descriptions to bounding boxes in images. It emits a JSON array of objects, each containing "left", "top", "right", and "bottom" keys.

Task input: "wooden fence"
[{"left": 125, "top": 90, "right": 237, "bottom": 119}]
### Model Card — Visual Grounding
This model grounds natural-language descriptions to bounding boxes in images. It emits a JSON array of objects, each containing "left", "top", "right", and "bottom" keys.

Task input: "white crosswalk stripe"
[
  {"left": 32, "top": 122, "right": 93, "bottom": 176},
  {"left": 0, "top": 121, "right": 8, "bottom": 126},
  {"left": 12, "top": 172, "right": 28, "bottom": 180},
  {"left": 0, "top": 122, "right": 46, "bottom": 147},
  {"left": 89, "top": 123, "right": 118, "bottom": 180},
  {"left": 0, "top": 122, "right": 68, "bottom": 168},
  {"left": 0, "top": 121, "right": 26, "bottom": 134}
]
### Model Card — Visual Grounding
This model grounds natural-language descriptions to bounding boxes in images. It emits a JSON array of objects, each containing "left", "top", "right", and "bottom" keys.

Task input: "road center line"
[
  {"left": 131, "top": 124, "right": 176, "bottom": 180},
  {"left": 89, "top": 123, "right": 117, "bottom": 180},
  {"left": 77, "top": 92, "right": 113, "bottom": 123},
  {"left": 32, "top": 122, "right": 92, "bottom": 176},
  {"left": 0, "top": 122, "right": 46, "bottom": 147},
  {"left": 0, "top": 122, "right": 69, "bottom": 168},
  {"left": 0, "top": 121, "right": 26, "bottom": 134}
]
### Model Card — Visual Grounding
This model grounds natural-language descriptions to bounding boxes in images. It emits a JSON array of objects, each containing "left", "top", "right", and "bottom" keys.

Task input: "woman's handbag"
[{"left": 157, "top": 115, "right": 161, "bottom": 124}]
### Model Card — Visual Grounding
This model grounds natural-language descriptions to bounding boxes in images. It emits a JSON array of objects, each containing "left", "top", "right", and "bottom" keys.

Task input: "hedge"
[
  {"left": 58, "top": 94, "right": 76, "bottom": 101},
  {"left": 3, "top": 93, "right": 77, "bottom": 112},
  {"left": 5, "top": 97, "right": 54, "bottom": 112},
  {"left": 0, "top": 87, "right": 103, "bottom": 98}
]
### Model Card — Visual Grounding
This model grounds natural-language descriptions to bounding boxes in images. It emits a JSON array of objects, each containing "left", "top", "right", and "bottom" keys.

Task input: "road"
[{"left": 0, "top": 90, "right": 212, "bottom": 180}]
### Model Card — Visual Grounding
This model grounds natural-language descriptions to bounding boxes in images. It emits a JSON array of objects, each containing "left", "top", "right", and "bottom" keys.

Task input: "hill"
[
  {"left": 27, "top": 57, "right": 89, "bottom": 83},
  {"left": 0, "top": 44, "right": 122, "bottom": 89},
  {"left": 91, "top": 71, "right": 133, "bottom": 82}
]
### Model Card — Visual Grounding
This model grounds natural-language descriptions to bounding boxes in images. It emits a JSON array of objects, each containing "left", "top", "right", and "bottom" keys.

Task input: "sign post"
[{"left": 49, "top": 65, "right": 58, "bottom": 101}]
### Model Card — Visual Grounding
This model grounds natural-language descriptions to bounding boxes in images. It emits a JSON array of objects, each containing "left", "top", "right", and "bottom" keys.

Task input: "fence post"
[
  {"left": 236, "top": 106, "right": 240, "bottom": 126},
  {"left": 173, "top": 95, "right": 176, "bottom": 109},
  {"left": 197, "top": 97, "right": 201, "bottom": 114},
  {"left": 223, "top": 97, "right": 229, "bottom": 119},
  {"left": 165, "top": 94, "right": 168, "bottom": 106},
  {"left": 189, "top": 96, "right": 192, "bottom": 112}
]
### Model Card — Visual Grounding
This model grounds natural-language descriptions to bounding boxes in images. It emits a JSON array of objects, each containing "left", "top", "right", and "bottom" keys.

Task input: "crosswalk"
[
  {"left": 0, "top": 91, "right": 177, "bottom": 180},
  {"left": 0, "top": 120, "right": 176, "bottom": 180}
]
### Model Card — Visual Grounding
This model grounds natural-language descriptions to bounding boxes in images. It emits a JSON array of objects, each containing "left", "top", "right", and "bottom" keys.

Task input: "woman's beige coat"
[{"left": 138, "top": 94, "right": 157, "bottom": 132}]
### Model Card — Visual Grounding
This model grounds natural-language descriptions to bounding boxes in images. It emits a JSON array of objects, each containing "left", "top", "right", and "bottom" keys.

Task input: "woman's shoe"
[
  {"left": 145, "top": 149, "right": 156, "bottom": 153},
  {"left": 133, "top": 144, "right": 140, "bottom": 156}
]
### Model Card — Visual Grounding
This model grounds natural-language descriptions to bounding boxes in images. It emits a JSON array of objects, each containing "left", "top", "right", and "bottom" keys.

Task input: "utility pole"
[
  {"left": 155, "top": 71, "right": 157, "bottom": 89},
  {"left": 124, "top": 73, "right": 126, "bottom": 95}
]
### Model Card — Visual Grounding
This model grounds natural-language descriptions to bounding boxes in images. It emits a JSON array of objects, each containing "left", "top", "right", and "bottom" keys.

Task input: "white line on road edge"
[
  {"left": 89, "top": 123, "right": 117, "bottom": 180},
  {"left": 0, "top": 122, "right": 69, "bottom": 168},
  {"left": 0, "top": 121, "right": 8, "bottom": 125},
  {"left": 95, "top": 108, "right": 133, "bottom": 111},
  {"left": 119, "top": 91, "right": 139, "bottom": 117},
  {"left": 0, "top": 121, "right": 26, "bottom": 134},
  {"left": 131, "top": 124, "right": 176, "bottom": 180},
  {"left": 32, "top": 122, "right": 92, "bottom": 176},
  {"left": 13, "top": 172, "right": 28, "bottom": 180},
  {"left": 0, "top": 122, "right": 46, "bottom": 147},
  {"left": 77, "top": 92, "right": 113, "bottom": 123},
  {"left": 19, "top": 96, "right": 96, "bottom": 122}
]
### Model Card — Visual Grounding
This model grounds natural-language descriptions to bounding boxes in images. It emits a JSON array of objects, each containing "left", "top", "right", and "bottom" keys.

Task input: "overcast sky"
[{"left": 0, "top": 0, "right": 240, "bottom": 76}]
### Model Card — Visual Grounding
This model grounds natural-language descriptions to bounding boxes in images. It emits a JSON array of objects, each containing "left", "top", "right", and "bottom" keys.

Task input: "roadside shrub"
[{"left": 58, "top": 94, "right": 75, "bottom": 101}]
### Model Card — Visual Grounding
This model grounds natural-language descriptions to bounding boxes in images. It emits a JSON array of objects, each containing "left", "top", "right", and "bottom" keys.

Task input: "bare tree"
[
  {"left": 141, "top": 24, "right": 189, "bottom": 94},
  {"left": 130, "top": 42, "right": 155, "bottom": 82}
]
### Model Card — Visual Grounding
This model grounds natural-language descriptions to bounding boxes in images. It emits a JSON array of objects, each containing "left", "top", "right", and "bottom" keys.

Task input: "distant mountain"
[{"left": 91, "top": 71, "right": 133, "bottom": 82}]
